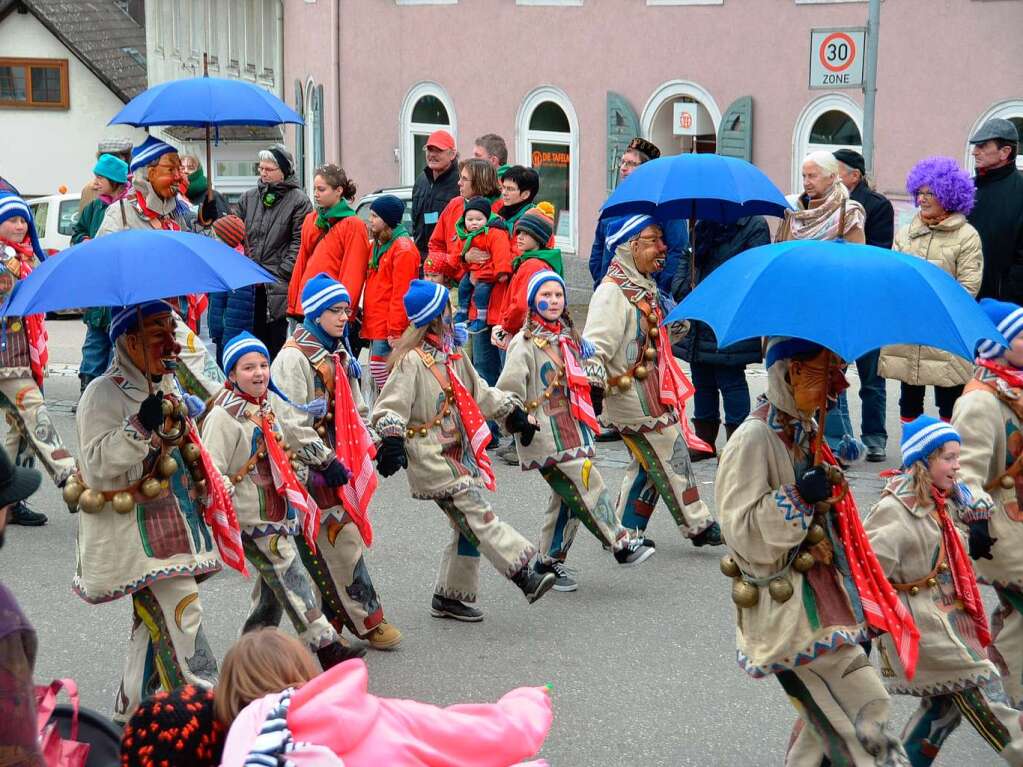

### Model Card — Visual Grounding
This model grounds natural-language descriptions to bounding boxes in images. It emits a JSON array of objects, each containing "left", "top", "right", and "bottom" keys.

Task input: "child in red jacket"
[{"left": 454, "top": 196, "right": 512, "bottom": 333}]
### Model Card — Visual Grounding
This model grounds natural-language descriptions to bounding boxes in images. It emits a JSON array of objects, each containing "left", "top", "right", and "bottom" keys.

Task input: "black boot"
[
  {"left": 692, "top": 521, "right": 724, "bottom": 547},
  {"left": 511, "top": 564, "right": 556, "bottom": 604},
  {"left": 9, "top": 501, "right": 46, "bottom": 526},
  {"left": 316, "top": 640, "right": 366, "bottom": 670},
  {"left": 724, "top": 422, "right": 741, "bottom": 441},
  {"left": 690, "top": 419, "right": 720, "bottom": 462}
]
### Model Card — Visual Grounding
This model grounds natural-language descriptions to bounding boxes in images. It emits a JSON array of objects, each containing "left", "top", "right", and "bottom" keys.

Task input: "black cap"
[
  {"left": 970, "top": 118, "right": 1020, "bottom": 145},
  {"left": 833, "top": 148, "right": 865, "bottom": 175}
]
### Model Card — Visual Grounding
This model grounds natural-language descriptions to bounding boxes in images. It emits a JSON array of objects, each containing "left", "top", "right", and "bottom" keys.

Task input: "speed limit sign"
[{"left": 809, "top": 28, "right": 866, "bottom": 89}]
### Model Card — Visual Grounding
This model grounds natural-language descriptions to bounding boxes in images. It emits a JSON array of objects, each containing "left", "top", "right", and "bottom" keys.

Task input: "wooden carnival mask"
[
  {"left": 788, "top": 348, "right": 848, "bottom": 416},
  {"left": 124, "top": 312, "right": 181, "bottom": 379}
]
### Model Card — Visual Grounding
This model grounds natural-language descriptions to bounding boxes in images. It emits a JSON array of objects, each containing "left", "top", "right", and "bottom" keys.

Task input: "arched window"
[
  {"left": 791, "top": 94, "right": 863, "bottom": 193},
  {"left": 399, "top": 82, "right": 457, "bottom": 185},
  {"left": 517, "top": 87, "right": 579, "bottom": 252},
  {"left": 966, "top": 100, "right": 1023, "bottom": 172},
  {"left": 293, "top": 79, "right": 305, "bottom": 189},
  {"left": 639, "top": 80, "right": 721, "bottom": 157}
]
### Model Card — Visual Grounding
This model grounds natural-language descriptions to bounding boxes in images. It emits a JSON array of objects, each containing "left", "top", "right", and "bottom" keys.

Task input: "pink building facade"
[{"left": 283, "top": 0, "right": 1022, "bottom": 284}]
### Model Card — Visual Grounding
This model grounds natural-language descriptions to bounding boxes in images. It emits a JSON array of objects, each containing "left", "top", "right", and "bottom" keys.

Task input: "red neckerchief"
[
  {"left": 1, "top": 237, "right": 47, "bottom": 388},
  {"left": 424, "top": 333, "right": 496, "bottom": 491},
  {"left": 529, "top": 313, "right": 599, "bottom": 433},
  {"left": 977, "top": 358, "right": 1023, "bottom": 389},
  {"left": 931, "top": 486, "right": 992, "bottom": 647},
  {"left": 330, "top": 351, "right": 378, "bottom": 547},
  {"left": 135, "top": 190, "right": 180, "bottom": 231}
]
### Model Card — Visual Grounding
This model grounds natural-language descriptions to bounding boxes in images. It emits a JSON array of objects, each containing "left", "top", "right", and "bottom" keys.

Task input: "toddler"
[{"left": 455, "top": 196, "right": 512, "bottom": 332}]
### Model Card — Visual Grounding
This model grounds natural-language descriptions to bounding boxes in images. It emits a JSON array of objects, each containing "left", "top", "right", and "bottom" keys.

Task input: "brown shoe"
[{"left": 367, "top": 620, "right": 402, "bottom": 650}]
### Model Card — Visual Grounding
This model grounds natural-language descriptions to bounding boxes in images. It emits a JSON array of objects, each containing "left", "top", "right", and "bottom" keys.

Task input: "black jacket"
[
  {"left": 848, "top": 180, "right": 894, "bottom": 249},
  {"left": 969, "top": 163, "right": 1023, "bottom": 303},
  {"left": 671, "top": 216, "right": 771, "bottom": 366},
  {"left": 411, "top": 161, "right": 460, "bottom": 257}
]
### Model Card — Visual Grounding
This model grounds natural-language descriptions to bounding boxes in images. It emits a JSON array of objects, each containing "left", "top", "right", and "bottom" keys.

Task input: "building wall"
[
  {"left": 284, "top": 0, "right": 1022, "bottom": 267},
  {"left": 0, "top": 11, "right": 143, "bottom": 198}
]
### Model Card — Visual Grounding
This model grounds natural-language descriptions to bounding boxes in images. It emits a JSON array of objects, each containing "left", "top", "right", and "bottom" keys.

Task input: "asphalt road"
[{"left": 2, "top": 319, "right": 999, "bottom": 765}]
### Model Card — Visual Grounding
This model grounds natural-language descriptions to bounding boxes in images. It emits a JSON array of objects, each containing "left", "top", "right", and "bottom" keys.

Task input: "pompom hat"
[
  {"left": 301, "top": 273, "right": 350, "bottom": 322},
  {"left": 901, "top": 415, "right": 960, "bottom": 468},
  {"left": 129, "top": 135, "right": 177, "bottom": 174},
  {"left": 976, "top": 298, "right": 1023, "bottom": 359},
  {"left": 119, "top": 684, "right": 225, "bottom": 767},
  {"left": 604, "top": 214, "right": 655, "bottom": 251},
  {"left": 514, "top": 206, "right": 554, "bottom": 248},
  {"left": 403, "top": 279, "right": 449, "bottom": 327},
  {"left": 0, "top": 192, "right": 44, "bottom": 260}
]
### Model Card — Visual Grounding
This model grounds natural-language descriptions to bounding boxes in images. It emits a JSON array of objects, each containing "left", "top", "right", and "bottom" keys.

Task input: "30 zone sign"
[{"left": 809, "top": 28, "right": 866, "bottom": 90}]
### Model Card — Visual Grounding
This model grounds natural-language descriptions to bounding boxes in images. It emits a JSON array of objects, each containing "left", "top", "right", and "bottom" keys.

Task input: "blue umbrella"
[
  {"left": 0, "top": 230, "right": 275, "bottom": 317},
  {"left": 599, "top": 153, "right": 791, "bottom": 223},
  {"left": 108, "top": 76, "right": 303, "bottom": 128}
]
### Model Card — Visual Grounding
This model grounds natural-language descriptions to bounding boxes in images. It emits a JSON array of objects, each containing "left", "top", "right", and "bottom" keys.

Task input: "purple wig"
[{"left": 905, "top": 156, "right": 975, "bottom": 215}]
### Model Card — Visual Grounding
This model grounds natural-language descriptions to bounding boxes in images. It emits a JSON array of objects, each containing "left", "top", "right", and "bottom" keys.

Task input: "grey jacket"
[{"left": 236, "top": 176, "right": 312, "bottom": 321}]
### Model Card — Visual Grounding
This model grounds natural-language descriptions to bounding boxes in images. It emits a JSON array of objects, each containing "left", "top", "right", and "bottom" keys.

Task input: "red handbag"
[{"left": 35, "top": 679, "right": 90, "bottom": 767}]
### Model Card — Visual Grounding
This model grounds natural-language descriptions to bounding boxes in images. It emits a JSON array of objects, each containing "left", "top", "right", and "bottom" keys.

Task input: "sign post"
[{"left": 808, "top": 27, "right": 866, "bottom": 90}]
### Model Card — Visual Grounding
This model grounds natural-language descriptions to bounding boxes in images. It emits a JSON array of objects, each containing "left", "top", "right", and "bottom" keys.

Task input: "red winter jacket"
[
  {"left": 426, "top": 196, "right": 503, "bottom": 280},
  {"left": 288, "top": 213, "right": 371, "bottom": 317},
  {"left": 361, "top": 234, "right": 421, "bottom": 340},
  {"left": 455, "top": 223, "right": 512, "bottom": 283},
  {"left": 500, "top": 257, "right": 555, "bottom": 337}
]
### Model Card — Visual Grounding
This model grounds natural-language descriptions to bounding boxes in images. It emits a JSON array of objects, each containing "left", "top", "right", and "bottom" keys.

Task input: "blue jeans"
[
  {"left": 824, "top": 352, "right": 888, "bottom": 451},
  {"left": 472, "top": 327, "right": 503, "bottom": 439},
  {"left": 457, "top": 274, "right": 493, "bottom": 324},
  {"left": 689, "top": 362, "right": 751, "bottom": 425},
  {"left": 79, "top": 323, "right": 112, "bottom": 385}
]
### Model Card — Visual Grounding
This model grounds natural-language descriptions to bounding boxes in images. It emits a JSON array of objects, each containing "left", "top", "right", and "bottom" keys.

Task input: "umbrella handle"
[{"left": 136, "top": 306, "right": 154, "bottom": 395}]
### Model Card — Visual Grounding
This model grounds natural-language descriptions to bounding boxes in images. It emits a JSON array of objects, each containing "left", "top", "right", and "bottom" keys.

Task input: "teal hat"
[{"left": 93, "top": 153, "right": 128, "bottom": 185}]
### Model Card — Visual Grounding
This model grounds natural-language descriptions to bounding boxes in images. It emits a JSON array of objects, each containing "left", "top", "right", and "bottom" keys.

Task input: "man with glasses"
[{"left": 411, "top": 130, "right": 460, "bottom": 260}]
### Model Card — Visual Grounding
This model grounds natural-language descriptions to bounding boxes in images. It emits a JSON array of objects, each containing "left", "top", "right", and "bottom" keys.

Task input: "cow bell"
[
  {"left": 644, "top": 347, "right": 657, "bottom": 362},
  {"left": 805, "top": 523, "right": 826, "bottom": 545},
  {"left": 62, "top": 479, "right": 84, "bottom": 507},
  {"left": 719, "top": 554, "right": 741, "bottom": 578},
  {"left": 793, "top": 551, "right": 816, "bottom": 573},
  {"left": 111, "top": 491, "right": 135, "bottom": 514},
  {"left": 140, "top": 478, "right": 162, "bottom": 498},
  {"left": 633, "top": 365, "right": 649, "bottom": 381},
  {"left": 180, "top": 442, "right": 201, "bottom": 466},
  {"left": 731, "top": 579, "right": 759, "bottom": 609},
  {"left": 768, "top": 577, "right": 794, "bottom": 603},
  {"left": 1002, "top": 475, "right": 1016, "bottom": 490},
  {"left": 78, "top": 489, "right": 106, "bottom": 514},
  {"left": 161, "top": 398, "right": 174, "bottom": 417},
  {"left": 157, "top": 455, "right": 179, "bottom": 478},
  {"left": 616, "top": 375, "right": 633, "bottom": 392}
]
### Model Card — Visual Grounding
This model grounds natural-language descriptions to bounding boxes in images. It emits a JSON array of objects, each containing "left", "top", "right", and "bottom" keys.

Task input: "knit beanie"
[
  {"left": 763, "top": 337, "right": 825, "bottom": 369},
  {"left": 514, "top": 206, "right": 555, "bottom": 248},
  {"left": 212, "top": 214, "right": 246, "bottom": 249},
  {"left": 108, "top": 300, "right": 175, "bottom": 342},
  {"left": 604, "top": 214, "right": 655, "bottom": 252},
  {"left": 527, "top": 270, "right": 566, "bottom": 311},
  {"left": 976, "top": 298, "right": 1023, "bottom": 359},
  {"left": 119, "top": 685, "right": 225, "bottom": 767},
  {"left": 301, "top": 273, "right": 350, "bottom": 322},
  {"left": 97, "top": 136, "right": 133, "bottom": 155},
  {"left": 130, "top": 135, "right": 177, "bottom": 174},
  {"left": 403, "top": 279, "right": 449, "bottom": 327},
  {"left": 93, "top": 153, "right": 128, "bottom": 185},
  {"left": 261, "top": 144, "right": 294, "bottom": 178},
  {"left": 0, "top": 192, "right": 44, "bottom": 260},
  {"left": 901, "top": 415, "right": 960, "bottom": 468},
  {"left": 463, "top": 196, "right": 492, "bottom": 220},
  {"left": 370, "top": 194, "right": 405, "bottom": 229}
]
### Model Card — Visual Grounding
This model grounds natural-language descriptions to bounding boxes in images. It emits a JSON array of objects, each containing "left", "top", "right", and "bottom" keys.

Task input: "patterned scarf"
[
  {"left": 314, "top": 199, "right": 355, "bottom": 231},
  {"left": 1, "top": 237, "right": 47, "bottom": 388},
  {"left": 531, "top": 315, "right": 599, "bottom": 434},
  {"left": 780, "top": 181, "right": 865, "bottom": 242},
  {"left": 331, "top": 352, "right": 378, "bottom": 547},
  {"left": 370, "top": 224, "right": 409, "bottom": 271},
  {"left": 135, "top": 190, "right": 181, "bottom": 231},
  {"left": 971, "top": 360, "right": 1023, "bottom": 419},
  {"left": 186, "top": 421, "right": 248, "bottom": 576},
  {"left": 243, "top": 688, "right": 298, "bottom": 766},
  {"left": 931, "top": 486, "right": 992, "bottom": 647}
]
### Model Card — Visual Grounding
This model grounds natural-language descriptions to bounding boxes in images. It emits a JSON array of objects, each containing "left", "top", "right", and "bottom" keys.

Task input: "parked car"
[
  {"left": 26, "top": 192, "right": 81, "bottom": 254},
  {"left": 355, "top": 186, "right": 413, "bottom": 228}
]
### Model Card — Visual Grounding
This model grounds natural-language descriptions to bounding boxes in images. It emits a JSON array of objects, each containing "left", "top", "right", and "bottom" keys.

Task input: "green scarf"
[
  {"left": 186, "top": 167, "right": 208, "bottom": 204},
  {"left": 455, "top": 212, "right": 501, "bottom": 257},
  {"left": 315, "top": 199, "right": 356, "bottom": 231},
  {"left": 513, "top": 247, "right": 563, "bottom": 275},
  {"left": 370, "top": 224, "right": 410, "bottom": 271}
]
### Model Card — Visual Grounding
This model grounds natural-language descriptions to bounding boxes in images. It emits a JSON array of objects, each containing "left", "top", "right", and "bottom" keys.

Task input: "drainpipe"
[
  {"left": 861, "top": 0, "right": 881, "bottom": 177},
  {"left": 335, "top": 0, "right": 342, "bottom": 161}
]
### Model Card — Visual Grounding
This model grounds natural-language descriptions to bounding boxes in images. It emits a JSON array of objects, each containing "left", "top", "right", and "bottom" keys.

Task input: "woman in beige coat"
[{"left": 879, "top": 157, "right": 982, "bottom": 421}]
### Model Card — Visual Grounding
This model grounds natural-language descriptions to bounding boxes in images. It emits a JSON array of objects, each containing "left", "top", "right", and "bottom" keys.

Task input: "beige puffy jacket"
[{"left": 878, "top": 213, "right": 982, "bottom": 386}]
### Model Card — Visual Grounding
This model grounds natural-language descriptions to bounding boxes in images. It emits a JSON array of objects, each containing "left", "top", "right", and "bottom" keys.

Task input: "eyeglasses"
[
  {"left": 636, "top": 235, "right": 665, "bottom": 244},
  {"left": 620, "top": 159, "right": 640, "bottom": 169},
  {"left": 916, "top": 190, "right": 936, "bottom": 200}
]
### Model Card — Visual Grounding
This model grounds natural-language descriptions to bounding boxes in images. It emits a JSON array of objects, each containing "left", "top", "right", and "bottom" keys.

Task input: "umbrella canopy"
[
  {"left": 0, "top": 230, "right": 274, "bottom": 317},
  {"left": 109, "top": 76, "right": 303, "bottom": 128},
  {"left": 599, "top": 153, "right": 790, "bottom": 223},
  {"left": 664, "top": 239, "right": 1004, "bottom": 362}
]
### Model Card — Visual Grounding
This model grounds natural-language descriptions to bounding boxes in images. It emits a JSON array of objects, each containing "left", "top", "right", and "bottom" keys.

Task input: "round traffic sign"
[{"left": 819, "top": 32, "right": 856, "bottom": 73}]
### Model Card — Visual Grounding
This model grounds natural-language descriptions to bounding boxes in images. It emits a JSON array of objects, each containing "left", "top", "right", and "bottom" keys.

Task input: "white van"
[{"left": 26, "top": 192, "right": 81, "bottom": 255}]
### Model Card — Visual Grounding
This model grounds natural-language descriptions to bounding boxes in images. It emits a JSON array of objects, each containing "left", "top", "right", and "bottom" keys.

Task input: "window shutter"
[
  {"left": 294, "top": 79, "right": 305, "bottom": 188},
  {"left": 314, "top": 84, "right": 325, "bottom": 169},
  {"left": 606, "top": 92, "right": 640, "bottom": 195},
  {"left": 717, "top": 96, "right": 753, "bottom": 162}
]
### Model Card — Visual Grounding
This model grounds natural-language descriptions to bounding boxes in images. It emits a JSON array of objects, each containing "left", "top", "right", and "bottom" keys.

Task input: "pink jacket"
[{"left": 220, "top": 659, "right": 552, "bottom": 767}]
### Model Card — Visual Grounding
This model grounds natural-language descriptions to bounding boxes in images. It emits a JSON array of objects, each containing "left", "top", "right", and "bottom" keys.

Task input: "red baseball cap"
[{"left": 425, "top": 130, "right": 455, "bottom": 151}]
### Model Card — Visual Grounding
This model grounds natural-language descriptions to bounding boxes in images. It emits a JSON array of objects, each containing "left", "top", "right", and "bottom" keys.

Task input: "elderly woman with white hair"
[{"left": 776, "top": 150, "right": 866, "bottom": 244}]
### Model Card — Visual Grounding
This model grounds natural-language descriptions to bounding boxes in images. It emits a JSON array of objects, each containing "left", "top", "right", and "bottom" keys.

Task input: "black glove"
[
  {"left": 590, "top": 385, "right": 604, "bottom": 417},
  {"left": 795, "top": 466, "right": 832, "bottom": 506},
  {"left": 376, "top": 436, "right": 407, "bottom": 478},
  {"left": 968, "top": 520, "right": 997, "bottom": 561},
  {"left": 198, "top": 195, "right": 220, "bottom": 226},
  {"left": 505, "top": 406, "right": 537, "bottom": 447},
  {"left": 319, "top": 457, "right": 350, "bottom": 487},
  {"left": 138, "top": 392, "right": 165, "bottom": 432}
]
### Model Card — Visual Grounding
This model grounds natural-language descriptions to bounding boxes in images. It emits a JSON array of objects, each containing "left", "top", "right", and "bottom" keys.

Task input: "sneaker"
[
  {"left": 366, "top": 620, "right": 402, "bottom": 650},
  {"left": 9, "top": 501, "right": 46, "bottom": 526},
  {"left": 431, "top": 594, "right": 484, "bottom": 622},
  {"left": 468, "top": 318, "right": 488, "bottom": 333},
  {"left": 315, "top": 639, "right": 365, "bottom": 670},
  {"left": 512, "top": 564, "right": 557, "bottom": 603},
  {"left": 497, "top": 441, "right": 519, "bottom": 466},
  {"left": 692, "top": 522, "right": 724, "bottom": 547},
  {"left": 534, "top": 560, "right": 577, "bottom": 592},
  {"left": 614, "top": 537, "right": 655, "bottom": 566},
  {"left": 865, "top": 446, "right": 887, "bottom": 463}
]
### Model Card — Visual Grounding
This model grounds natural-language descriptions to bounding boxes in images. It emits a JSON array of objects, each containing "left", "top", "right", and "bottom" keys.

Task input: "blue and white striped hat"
[
  {"left": 976, "top": 298, "right": 1023, "bottom": 360},
  {"left": 129, "top": 135, "right": 177, "bottom": 174},
  {"left": 901, "top": 415, "right": 960, "bottom": 468},
  {"left": 0, "top": 192, "right": 44, "bottom": 261},
  {"left": 605, "top": 214, "right": 656, "bottom": 251},
  {"left": 222, "top": 330, "right": 303, "bottom": 406},
  {"left": 108, "top": 300, "right": 175, "bottom": 342},
  {"left": 527, "top": 269, "right": 566, "bottom": 310},
  {"left": 403, "top": 279, "right": 449, "bottom": 328},
  {"left": 301, "top": 273, "right": 350, "bottom": 322}
]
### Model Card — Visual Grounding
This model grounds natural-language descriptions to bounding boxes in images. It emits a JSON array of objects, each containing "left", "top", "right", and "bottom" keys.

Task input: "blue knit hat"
[
  {"left": 221, "top": 330, "right": 323, "bottom": 414},
  {"left": 764, "top": 337, "right": 825, "bottom": 369},
  {"left": 301, "top": 273, "right": 350, "bottom": 322},
  {"left": 604, "top": 214, "right": 656, "bottom": 251},
  {"left": 0, "top": 193, "right": 44, "bottom": 261},
  {"left": 109, "top": 300, "right": 175, "bottom": 342},
  {"left": 369, "top": 195, "right": 405, "bottom": 229},
  {"left": 93, "top": 153, "right": 128, "bottom": 185},
  {"left": 527, "top": 270, "right": 566, "bottom": 311},
  {"left": 976, "top": 298, "right": 1023, "bottom": 359},
  {"left": 901, "top": 415, "right": 960, "bottom": 468},
  {"left": 130, "top": 135, "right": 177, "bottom": 174},
  {"left": 403, "top": 279, "right": 449, "bottom": 327}
]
